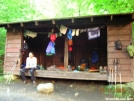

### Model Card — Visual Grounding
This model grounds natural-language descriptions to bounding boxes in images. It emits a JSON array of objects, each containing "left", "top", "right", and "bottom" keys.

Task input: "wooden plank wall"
[
  {"left": 4, "top": 28, "right": 23, "bottom": 75},
  {"left": 107, "top": 22, "right": 132, "bottom": 82}
]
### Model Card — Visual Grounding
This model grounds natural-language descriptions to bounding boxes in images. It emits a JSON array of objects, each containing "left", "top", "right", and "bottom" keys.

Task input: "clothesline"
[{"left": 24, "top": 24, "right": 104, "bottom": 38}]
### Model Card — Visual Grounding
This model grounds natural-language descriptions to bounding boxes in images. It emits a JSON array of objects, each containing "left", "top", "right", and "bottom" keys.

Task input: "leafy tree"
[
  {"left": 0, "top": 0, "right": 134, "bottom": 23},
  {"left": 0, "top": 28, "right": 6, "bottom": 70},
  {"left": 0, "top": 28, "right": 6, "bottom": 57}
]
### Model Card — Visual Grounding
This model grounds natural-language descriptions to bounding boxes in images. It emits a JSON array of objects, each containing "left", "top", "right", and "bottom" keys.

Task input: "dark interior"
[{"left": 22, "top": 25, "right": 107, "bottom": 70}]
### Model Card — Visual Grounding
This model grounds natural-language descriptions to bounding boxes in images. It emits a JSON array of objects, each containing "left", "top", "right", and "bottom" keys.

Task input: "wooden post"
[{"left": 64, "top": 37, "right": 68, "bottom": 71}]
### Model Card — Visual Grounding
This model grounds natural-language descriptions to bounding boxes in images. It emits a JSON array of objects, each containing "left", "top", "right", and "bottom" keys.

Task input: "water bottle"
[{"left": 68, "top": 65, "right": 72, "bottom": 71}]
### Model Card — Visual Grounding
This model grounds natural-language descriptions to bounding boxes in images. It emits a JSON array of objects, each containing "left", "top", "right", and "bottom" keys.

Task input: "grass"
[
  {"left": 101, "top": 84, "right": 134, "bottom": 100},
  {"left": 0, "top": 75, "right": 4, "bottom": 82},
  {"left": 0, "top": 65, "right": 4, "bottom": 82}
]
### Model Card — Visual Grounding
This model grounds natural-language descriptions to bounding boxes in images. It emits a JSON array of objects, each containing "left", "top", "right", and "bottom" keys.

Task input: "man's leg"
[
  {"left": 29, "top": 68, "right": 36, "bottom": 81},
  {"left": 20, "top": 68, "right": 28, "bottom": 82}
]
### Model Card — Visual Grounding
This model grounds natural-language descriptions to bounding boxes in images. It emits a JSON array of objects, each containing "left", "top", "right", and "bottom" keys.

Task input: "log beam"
[{"left": 64, "top": 37, "right": 68, "bottom": 71}]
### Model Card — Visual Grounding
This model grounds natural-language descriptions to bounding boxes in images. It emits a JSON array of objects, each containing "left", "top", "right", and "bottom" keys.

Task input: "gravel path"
[{"left": 0, "top": 77, "right": 109, "bottom": 101}]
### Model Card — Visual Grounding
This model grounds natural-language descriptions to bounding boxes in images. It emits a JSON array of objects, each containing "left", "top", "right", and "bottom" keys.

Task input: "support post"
[{"left": 64, "top": 37, "right": 68, "bottom": 71}]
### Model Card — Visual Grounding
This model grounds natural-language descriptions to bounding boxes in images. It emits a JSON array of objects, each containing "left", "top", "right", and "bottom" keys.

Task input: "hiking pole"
[
  {"left": 114, "top": 72, "right": 116, "bottom": 95},
  {"left": 108, "top": 68, "right": 111, "bottom": 96},
  {"left": 108, "top": 68, "right": 111, "bottom": 85},
  {"left": 111, "top": 68, "right": 114, "bottom": 86},
  {"left": 5, "top": 59, "right": 19, "bottom": 84},
  {"left": 119, "top": 73, "right": 122, "bottom": 94},
  {"left": 114, "top": 58, "right": 117, "bottom": 73}
]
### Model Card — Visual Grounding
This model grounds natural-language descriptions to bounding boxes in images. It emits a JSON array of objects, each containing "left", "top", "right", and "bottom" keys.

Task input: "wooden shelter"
[{"left": 1, "top": 13, "right": 134, "bottom": 82}]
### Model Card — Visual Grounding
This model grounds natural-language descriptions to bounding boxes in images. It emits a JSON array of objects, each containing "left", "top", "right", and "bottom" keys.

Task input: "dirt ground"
[{"left": 0, "top": 76, "right": 125, "bottom": 101}]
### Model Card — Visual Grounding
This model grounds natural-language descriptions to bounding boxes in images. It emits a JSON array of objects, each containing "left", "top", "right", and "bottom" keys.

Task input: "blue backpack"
[{"left": 91, "top": 50, "right": 98, "bottom": 63}]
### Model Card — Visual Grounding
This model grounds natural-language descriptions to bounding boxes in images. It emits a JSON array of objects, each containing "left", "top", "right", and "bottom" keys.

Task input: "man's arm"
[
  {"left": 32, "top": 57, "right": 37, "bottom": 68},
  {"left": 25, "top": 58, "right": 29, "bottom": 68}
]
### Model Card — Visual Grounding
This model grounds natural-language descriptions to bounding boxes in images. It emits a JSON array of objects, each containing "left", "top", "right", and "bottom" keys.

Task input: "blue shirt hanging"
[{"left": 67, "top": 29, "right": 72, "bottom": 40}]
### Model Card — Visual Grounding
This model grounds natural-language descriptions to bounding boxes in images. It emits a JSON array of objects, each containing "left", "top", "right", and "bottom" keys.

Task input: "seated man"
[{"left": 20, "top": 52, "right": 37, "bottom": 85}]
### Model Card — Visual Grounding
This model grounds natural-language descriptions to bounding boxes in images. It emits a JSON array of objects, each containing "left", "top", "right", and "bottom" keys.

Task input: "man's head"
[{"left": 29, "top": 52, "right": 34, "bottom": 58}]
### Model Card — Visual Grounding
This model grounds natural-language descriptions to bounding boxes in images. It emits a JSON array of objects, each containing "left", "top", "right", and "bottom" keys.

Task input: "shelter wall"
[
  {"left": 107, "top": 22, "right": 133, "bottom": 82},
  {"left": 4, "top": 28, "right": 23, "bottom": 75}
]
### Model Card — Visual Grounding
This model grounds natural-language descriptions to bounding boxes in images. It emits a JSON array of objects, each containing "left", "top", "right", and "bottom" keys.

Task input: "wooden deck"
[
  {"left": 5, "top": 69, "right": 131, "bottom": 82},
  {"left": 10, "top": 70, "right": 107, "bottom": 81}
]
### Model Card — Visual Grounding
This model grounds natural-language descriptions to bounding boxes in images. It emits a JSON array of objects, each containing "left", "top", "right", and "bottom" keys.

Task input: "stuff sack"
[
  {"left": 91, "top": 50, "right": 98, "bottom": 64},
  {"left": 46, "top": 41, "right": 53, "bottom": 54},
  {"left": 50, "top": 34, "right": 56, "bottom": 42},
  {"left": 68, "top": 40, "right": 73, "bottom": 46},
  {"left": 46, "top": 41, "right": 56, "bottom": 56},
  {"left": 127, "top": 44, "right": 134, "bottom": 57},
  {"left": 115, "top": 39, "right": 122, "bottom": 50}
]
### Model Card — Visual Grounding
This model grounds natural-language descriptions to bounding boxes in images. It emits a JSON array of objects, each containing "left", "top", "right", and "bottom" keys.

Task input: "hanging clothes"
[
  {"left": 25, "top": 30, "right": 37, "bottom": 38},
  {"left": 80, "top": 29, "right": 86, "bottom": 33},
  {"left": 72, "top": 29, "right": 76, "bottom": 36},
  {"left": 67, "top": 29, "right": 72, "bottom": 40},
  {"left": 75, "top": 29, "right": 80, "bottom": 36},
  {"left": 87, "top": 27, "right": 100, "bottom": 40},
  {"left": 46, "top": 41, "right": 56, "bottom": 56},
  {"left": 60, "top": 25, "right": 68, "bottom": 35}
]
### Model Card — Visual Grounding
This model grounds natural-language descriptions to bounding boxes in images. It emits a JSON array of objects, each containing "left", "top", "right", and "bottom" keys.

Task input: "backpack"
[
  {"left": 20, "top": 41, "right": 28, "bottom": 54},
  {"left": 115, "top": 39, "right": 122, "bottom": 50},
  {"left": 127, "top": 44, "right": 134, "bottom": 57},
  {"left": 23, "top": 42, "right": 28, "bottom": 50},
  {"left": 91, "top": 50, "right": 98, "bottom": 64},
  {"left": 80, "top": 58, "right": 88, "bottom": 71}
]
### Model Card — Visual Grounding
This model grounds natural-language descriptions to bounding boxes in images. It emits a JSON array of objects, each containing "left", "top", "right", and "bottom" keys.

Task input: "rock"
[
  {"left": 70, "top": 85, "right": 73, "bottom": 87},
  {"left": 4, "top": 75, "right": 19, "bottom": 80},
  {"left": 74, "top": 92, "right": 79, "bottom": 97},
  {"left": 37, "top": 83, "right": 54, "bottom": 94}
]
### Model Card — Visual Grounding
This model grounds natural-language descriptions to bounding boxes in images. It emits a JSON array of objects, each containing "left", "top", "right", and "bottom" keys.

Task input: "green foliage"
[
  {"left": 0, "top": 68, "right": 3, "bottom": 75},
  {"left": 0, "top": 28, "right": 6, "bottom": 71},
  {"left": 0, "top": 28, "right": 6, "bottom": 57},
  {"left": 93, "top": 0, "right": 134, "bottom": 14},
  {"left": 0, "top": 0, "right": 134, "bottom": 23},
  {"left": 102, "top": 85, "right": 133, "bottom": 99},
  {"left": 0, "top": 76, "right": 4, "bottom": 82}
]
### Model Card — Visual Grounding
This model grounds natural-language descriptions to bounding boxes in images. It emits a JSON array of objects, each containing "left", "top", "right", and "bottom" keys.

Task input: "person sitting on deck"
[{"left": 20, "top": 52, "right": 37, "bottom": 86}]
